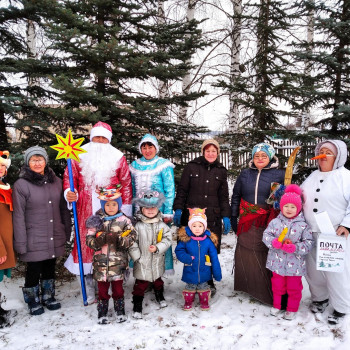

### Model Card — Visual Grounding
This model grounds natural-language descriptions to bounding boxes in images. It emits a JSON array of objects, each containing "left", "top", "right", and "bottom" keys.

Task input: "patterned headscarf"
[{"left": 252, "top": 143, "right": 276, "bottom": 160}]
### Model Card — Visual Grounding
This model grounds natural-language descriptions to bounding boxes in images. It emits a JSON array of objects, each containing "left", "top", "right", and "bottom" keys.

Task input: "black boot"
[
  {"left": 114, "top": 298, "right": 127, "bottom": 323},
  {"left": 0, "top": 305, "right": 17, "bottom": 328},
  {"left": 207, "top": 280, "right": 216, "bottom": 298},
  {"left": 328, "top": 310, "right": 345, "bottom": 325},
  {"left": 132, "top": 295, "right": 143, "bottom": 319},
  {"left": 97, "top": 299, "right": 109, "bottom": 325},
  {"left": 154, "top": 288, "right": 167, "bottom": 308},
  {"left": 41, "top": 279, "right": 61, "bottom": 311},
  {"left": 22, "top": 285, "right": 45, "bottom": 316}
]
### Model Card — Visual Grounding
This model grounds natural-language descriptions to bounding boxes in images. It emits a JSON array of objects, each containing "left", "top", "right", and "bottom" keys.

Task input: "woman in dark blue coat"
[
  {"left": 231, "top": 143, "right": 284, "bottom": 305},
  {"left": 175, "top": 208, "right": 222, "bottom": 311}
]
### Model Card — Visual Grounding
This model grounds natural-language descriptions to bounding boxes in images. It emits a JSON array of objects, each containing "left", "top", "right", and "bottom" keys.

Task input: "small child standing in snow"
[
  {"left": 128, "top": 191, "right": 172, "bottom": 319},
  {"left": 86, "top": 185, "right": 136, "bottom": 325},
  {"left": 263, "top": 184, "right": 313, "bottom": 320},
  {"left": 175, "top": 208, "right": 222, "bottom": 311}
]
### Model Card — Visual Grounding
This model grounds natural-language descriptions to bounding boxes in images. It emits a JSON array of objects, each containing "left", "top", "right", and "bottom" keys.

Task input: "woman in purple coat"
[{"left": 13, "top": 146, "right": 71, "bottom": 316}]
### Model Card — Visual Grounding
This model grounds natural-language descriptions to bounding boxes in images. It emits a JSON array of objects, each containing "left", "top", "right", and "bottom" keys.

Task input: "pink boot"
[
  {"left": 198, "top": 289, "right": 211, "bottom": 311},
  {"left": 182, "top": 290, "right": 196, "bottom": 311}
]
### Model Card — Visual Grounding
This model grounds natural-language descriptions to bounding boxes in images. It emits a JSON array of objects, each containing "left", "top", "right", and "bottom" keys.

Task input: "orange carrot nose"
[{"left": 310, "top": 154, "right": 327, "bottom": 160}]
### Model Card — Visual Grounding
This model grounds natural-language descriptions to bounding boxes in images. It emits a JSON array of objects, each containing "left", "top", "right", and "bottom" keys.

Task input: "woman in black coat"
[
  {"left": 231, "top": 143, "right": 284, "bottom": 305},
  {"left": 13, "top": 146, "right": 71, "bottom": 316},
  {"left": 173, "top": 139, "right": 231, "bottom": 293}
]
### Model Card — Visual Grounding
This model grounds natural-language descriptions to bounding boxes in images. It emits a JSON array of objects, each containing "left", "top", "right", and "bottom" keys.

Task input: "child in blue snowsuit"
[{"left": 175, "top": 208, "right": 222, "bottom": 311}]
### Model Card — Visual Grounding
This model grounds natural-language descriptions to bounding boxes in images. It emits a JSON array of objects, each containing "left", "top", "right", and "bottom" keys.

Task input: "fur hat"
[
  {"left": 0, "top": 150, "right": 11, "bottom": 169},
  {"left": 188, "top": 208, "right": 208, "bottom": 231},
  {"left": 201, "top": 139, "right": 220, "bottom": 155},
  {"left": 96, "top": 184, "right": 123, "bottom": 212},
  {"left": 279, "top": 184, "right": 303, "bottom": 216},
  {"left": 90, "top": 121, "right": 112, "bottom": 143},
  {"left": 24, "top": 146, "right": 48, "bottom": 166},
  {"left": 138, "top": 134, "right": 159, "bottom": 154},
  {"left": 133, "top": 190, "right": 165, "bottom": 208},
  {"left": 252, "top": 143, "right": 275, "bottom": 160}
]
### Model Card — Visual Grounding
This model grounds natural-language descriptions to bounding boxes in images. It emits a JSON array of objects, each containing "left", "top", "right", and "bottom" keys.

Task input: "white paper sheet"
[{"left": 314, "top": 211, "right": 337, "bottom": 235}]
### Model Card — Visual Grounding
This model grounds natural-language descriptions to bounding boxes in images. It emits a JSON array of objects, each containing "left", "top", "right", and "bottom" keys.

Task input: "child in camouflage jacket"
[{"left": 86, "top": 185, "right": 136, "bottom": 325}]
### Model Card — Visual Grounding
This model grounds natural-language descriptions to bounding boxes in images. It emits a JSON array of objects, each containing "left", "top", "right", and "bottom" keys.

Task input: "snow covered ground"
[{"left": 1, "top": 234, "right": 349, "bottom": 350}]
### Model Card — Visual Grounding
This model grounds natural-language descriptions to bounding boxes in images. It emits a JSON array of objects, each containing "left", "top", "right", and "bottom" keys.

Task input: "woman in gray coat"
[{"left": 13, "top": 146, "right": 71, "bottom": 316}]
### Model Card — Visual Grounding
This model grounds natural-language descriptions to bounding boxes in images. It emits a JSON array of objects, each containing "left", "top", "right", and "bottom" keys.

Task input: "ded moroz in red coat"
[{"left": 63, "top": 144, "right": 132, "bottom": 274}]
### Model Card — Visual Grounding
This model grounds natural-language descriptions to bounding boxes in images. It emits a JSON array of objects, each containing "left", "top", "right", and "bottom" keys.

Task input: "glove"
[
  {"left": 281, "top": 243, "right": 296, "bottom": 254},
  {"left": 231, "top": 217, "right": 238, "bottom": 234},
  {"left": 106, "top": 232, "right": 118, "bottom": 245},
  {"left": 222, "top": 217, "right": 231, "bottom": 234},
  {"left": 94, "top": 232, "right": 107, "bottom": 247},
  {"left": 272, "top": 238, "right": 282, "bottom": 249},
  {"left": 173, "top": 209, "right": 182, "bottom": 227}
]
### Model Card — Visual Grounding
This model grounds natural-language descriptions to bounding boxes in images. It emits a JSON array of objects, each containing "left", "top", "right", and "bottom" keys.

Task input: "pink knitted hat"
[
  {"left": 188, "top": 208, "right": 208, "bottom": 231},
  {"left": 279, "top": 184, "right": 303, "bottom": 215},
  {"left": 90, "top": 121, "right": 112, "bottom": 142}
]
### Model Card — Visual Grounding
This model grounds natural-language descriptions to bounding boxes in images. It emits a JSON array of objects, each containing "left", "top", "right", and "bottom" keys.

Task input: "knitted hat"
[
  {"left": 252, "top": 143, "right": 275, "bottom": 160},
  {"left": 0, "top": 150, "right": 11, "bottom": 169},
  {"left": 24, "top": 146, "right": 48, "bottom": 166},
  {"left": 133, "top": 190, "right": 165, "bottom": 208},
  {"left": 90, "top": 121, "right": 112, "bottom": 143},
  {"left": 318, "top": 142, "right": 338, "bottom": 156},
  {"left": 201, "top": 139, "right": 220, "bottom": 155},
  {"left": 188, "top": 208, "right": 208, "bottom": 231},
  {"left": 279, "top": 184, "right": 303, "bottom": 216},
  {"left": 138, "top": 134, "right": 159, "bottom": 154},
  {"left": 96, "top": 185, "right": 123, "bottom": 212}
]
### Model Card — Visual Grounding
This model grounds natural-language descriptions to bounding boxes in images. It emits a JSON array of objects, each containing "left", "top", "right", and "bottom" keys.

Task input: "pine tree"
[
  {"left": 13, "top": 0, "right": 208, "bottom": 164},
  {"left": 293, "top": 0, "right": 350, "bottom": 141}
]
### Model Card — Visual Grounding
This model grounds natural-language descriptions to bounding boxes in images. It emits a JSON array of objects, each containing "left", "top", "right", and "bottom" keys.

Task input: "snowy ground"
[{"left": 1, "top": 233, "right": 349, "bottom": 350}]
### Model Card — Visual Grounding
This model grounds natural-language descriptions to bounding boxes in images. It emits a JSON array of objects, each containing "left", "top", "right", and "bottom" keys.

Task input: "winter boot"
[
  {"left": 0, "top": 305, "right": 17, "bottom": 328},
  {"left": 198, "top": 289, "right": 211, "bottom": 311},
  {"left": 132, "top": 295, "right": 143, "bottom": 319},
  {"left": 22, "top": 285, "right": 45, "bottom": 316},
  {"left": 41, "top": 279, "right": 61, "bottom": 311},
  {"left": 328, "top": 310, "right": 346, "bottom": 325},
  {"left": 154, "top": 288, "right": 167, "bottom": 308},
  {"left": 114, "top": 298, "right": 127, "bottom": 323},
  {"left": 310, "top": 299, "right": 329, "bottom": 314},
  {"left": 207, "top": 279, "right": 216, "bottom": 298},
  {"left": 97, "top": 299, "right": 109, "bottom": 325},
  {"left": 182, "top": 290, "right": 196, "bottom": 311}
]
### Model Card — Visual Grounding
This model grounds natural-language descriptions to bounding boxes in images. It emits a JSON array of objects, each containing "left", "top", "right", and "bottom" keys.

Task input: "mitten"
[
  {"left": 222, "top": 217, "right": 231, "bottom": 234},
  {"left": 106, "top": 232, "right": 118, "bottom": 245},
  {"left": 272, "top": 238, "right": 282, "bottom": 249},
  {"left": 231, "top": 217, "right": 238, "bottom": 233},
  {"left": 94, "top": 232, "right": 107, "bottom": 247},
  {"left": 173, "top": 209, "right": 182, "bottom": 227},
  {"left": 281, "top": 243, "right": 296, "bottom": 254}
]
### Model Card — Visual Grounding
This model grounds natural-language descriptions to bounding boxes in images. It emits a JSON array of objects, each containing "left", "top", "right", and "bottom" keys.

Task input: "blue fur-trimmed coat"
[
  {"left": 129, "top": 156, "right": 175, "bottom": 218},
  {"left": 175, "top": 226, "right": 222, "bottom": 285}
]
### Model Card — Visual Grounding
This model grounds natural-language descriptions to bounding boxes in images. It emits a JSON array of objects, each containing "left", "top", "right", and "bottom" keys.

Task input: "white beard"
[{"left": 80, "top": 142, "right": 123, "bottom": 188}]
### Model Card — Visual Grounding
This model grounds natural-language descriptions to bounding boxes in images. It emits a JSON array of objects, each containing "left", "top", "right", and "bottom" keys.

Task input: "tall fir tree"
[
  {"left": 14, "top": 0, "right": 208, "bottom": 165},
  {"left": 293, "top": 0, "right": 350, "bottom": 141}
]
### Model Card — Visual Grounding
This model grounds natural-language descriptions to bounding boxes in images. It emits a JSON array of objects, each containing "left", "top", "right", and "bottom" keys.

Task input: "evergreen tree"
[
  {"left": 15, "top": 0, "right": 208, "bottom": 164},
  {"left": 293, "top": 0, "right": 350, "bottom": 141}
]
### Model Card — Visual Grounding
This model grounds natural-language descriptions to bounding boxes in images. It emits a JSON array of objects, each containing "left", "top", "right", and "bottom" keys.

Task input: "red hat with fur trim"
[{"left": 90, "top": 121, "right": 112, "bottom": 143}]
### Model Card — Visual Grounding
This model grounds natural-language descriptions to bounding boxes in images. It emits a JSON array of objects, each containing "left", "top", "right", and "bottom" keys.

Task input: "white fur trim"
[
  {"left": 121, "top": 204, "right": 132, "bottom": 217},
  {"left": 64, "top": 254, "right": 93, "bottom": 275},
  {"left": 138, "top": 136, "right": 159, "bottom": 154},
  {"left": 90, "top": 126, "right": 112, "bottom": 142}
]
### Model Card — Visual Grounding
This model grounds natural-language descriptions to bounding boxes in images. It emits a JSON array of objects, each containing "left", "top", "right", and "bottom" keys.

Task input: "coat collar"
[{"left": 19, "top": 165, "right": 55, "bottom": 186}]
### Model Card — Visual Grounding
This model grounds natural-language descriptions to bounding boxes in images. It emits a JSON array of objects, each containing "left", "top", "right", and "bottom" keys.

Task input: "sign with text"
[{"left": 316, "top": 234, "right": 346, "bottom": 273}]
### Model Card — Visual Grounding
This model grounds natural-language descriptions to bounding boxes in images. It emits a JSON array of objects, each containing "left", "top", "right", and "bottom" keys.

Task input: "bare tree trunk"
[
  {"left": 26, "top": 19, "right": 37, "bottom": 87},
  {"left": 178, "top": 0, "right": 196, "bottom": 123},
  {"left": 157, "top": 1, "right": 170, "bottom": 121},
  {"left": 229, "top": 0, "right": 242, "bottom": 131},
  {"left": 301, "top": 0, "right": 314, "bottom": 132}
]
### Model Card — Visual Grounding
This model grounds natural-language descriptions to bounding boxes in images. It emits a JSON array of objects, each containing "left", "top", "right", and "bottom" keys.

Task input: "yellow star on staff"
[{"left": 51, "top": 129, "right": 86, "bottom": 162}]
